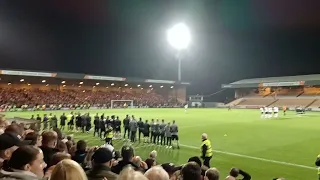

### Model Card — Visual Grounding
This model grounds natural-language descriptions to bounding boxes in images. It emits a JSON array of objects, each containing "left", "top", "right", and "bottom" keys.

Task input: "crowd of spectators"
[
  {"left": 0, "top": 88, "right": 179, "bottom": 110},
  {"left": 0, "top": 116, "right": 287, "bottom": 180}
]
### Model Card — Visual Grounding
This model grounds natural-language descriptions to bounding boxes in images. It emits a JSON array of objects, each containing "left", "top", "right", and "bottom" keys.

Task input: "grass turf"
[{"left": 2, "top": 108, "right": 320, "bottom": 180}]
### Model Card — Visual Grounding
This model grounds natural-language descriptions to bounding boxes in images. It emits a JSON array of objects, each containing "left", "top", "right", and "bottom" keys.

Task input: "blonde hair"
[
  {"left": 117, "top": 166, "right": 148, "bottom": 180},
  {"left": 50, "top": 159, "right": 87, "bottom": 180}
]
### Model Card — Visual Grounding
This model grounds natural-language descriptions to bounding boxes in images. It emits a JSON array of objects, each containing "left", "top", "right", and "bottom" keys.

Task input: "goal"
[{"left": 110, "top": 100, "right": 134, "bottom": 109}]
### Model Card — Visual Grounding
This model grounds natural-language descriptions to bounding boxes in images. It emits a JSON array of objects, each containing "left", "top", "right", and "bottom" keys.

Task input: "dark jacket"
[
  {"left": 86, "top": 165, "right": 118, "bottom": 180},
  {"left": 72, "top": 150, "right": 87, "bottom": 166},
  {"left": 111, "top": 160, "right": 140, "bottom": 174},
  {"left": 39, "top": 146, "right": 58, "bottom": 171}
]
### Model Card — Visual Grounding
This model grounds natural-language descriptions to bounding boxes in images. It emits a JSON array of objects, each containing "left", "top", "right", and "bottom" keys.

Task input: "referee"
[{"left": 200, "top": 133, "right": 213, "bottom": 168}]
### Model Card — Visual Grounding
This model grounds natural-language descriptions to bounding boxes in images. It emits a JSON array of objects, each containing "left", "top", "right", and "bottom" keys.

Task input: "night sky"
[{"left": 0, "top": 0, "right": 320, "bottom": 100}]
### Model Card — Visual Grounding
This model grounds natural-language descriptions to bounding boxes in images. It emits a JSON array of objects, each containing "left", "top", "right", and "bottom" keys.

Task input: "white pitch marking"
[{"left": 180, "top": 144, "right": 316, "bottom": 170}]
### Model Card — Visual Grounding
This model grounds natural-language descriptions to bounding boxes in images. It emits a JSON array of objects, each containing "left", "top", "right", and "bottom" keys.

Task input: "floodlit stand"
[{"left": 110, "top": 100, "right": 134, "bottom": 109}]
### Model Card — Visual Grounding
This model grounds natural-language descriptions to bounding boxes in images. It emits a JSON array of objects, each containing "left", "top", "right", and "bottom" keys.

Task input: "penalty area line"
[{"left": 180, "top": 144, "right": 316, "bottom": 170}]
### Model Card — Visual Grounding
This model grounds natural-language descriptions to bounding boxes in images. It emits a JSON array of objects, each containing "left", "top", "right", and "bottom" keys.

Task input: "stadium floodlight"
[
  {"left": 167, "top": 23, "right": 191, "bottom": 82},
  {"left": 167, "top": 23, "right": 191, "bottom": 50},
  {"left": 42, "top": 80, "right": 46, "bottom": 83},
  {"left": 20, "top": 79, "right": 24, "bottom": 82}
]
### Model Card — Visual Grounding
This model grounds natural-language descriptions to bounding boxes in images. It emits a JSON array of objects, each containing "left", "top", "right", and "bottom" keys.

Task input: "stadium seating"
[
  {"left": 270, "top": 98, "right": 314, "bottom": 108},
  {"left": 237, "top": 98, "right": 276, "bottom": 107},
  {"left": 0, "top": 88, "right": 176, "bottom": 108}
]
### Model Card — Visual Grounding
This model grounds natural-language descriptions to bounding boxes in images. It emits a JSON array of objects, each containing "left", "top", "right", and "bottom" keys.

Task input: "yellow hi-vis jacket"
[{"left": 200, "top": 139, "right": 213, "bottom": 157}]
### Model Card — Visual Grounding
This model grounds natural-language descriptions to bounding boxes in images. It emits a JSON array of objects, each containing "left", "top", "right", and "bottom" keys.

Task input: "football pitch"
[{"left": 2, "top": 108, "right": 320, "bottom": 180}]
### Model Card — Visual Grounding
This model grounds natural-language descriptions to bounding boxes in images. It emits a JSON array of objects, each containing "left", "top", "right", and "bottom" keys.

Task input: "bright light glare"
[{"left": 167, "top": 23, "right": 191, "bottom": 50}]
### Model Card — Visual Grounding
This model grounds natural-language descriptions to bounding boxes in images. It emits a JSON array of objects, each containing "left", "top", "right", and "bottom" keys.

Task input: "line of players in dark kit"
[{"left": 31, "top": 112, "right": 180, "bottom": 149}]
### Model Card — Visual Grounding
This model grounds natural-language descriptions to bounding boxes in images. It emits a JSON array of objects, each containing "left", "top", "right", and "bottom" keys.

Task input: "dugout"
[{"left": 0, "top": 69, "right": 189, "bottom": 108}]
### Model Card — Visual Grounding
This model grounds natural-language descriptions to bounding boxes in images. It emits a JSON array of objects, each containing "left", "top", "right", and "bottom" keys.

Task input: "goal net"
[{"left": 110, "top": 100, "right": 134, "bottom": 109}]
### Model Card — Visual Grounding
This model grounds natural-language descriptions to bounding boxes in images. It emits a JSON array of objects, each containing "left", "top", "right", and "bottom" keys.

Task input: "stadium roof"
[
  {"left": 222, "top": 74, "right": 320, "bottom": 88},
  {"left": 0, "top": 69, "right": 190, "bottom": 85}
]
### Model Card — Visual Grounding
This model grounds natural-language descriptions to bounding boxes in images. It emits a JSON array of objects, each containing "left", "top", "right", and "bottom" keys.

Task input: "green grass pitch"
[{"left": 2, "top": 108, "right": 320, "bottom": 180}]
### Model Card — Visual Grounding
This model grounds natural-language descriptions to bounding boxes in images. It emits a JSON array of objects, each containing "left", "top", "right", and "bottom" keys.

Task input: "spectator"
[
  {"left": 118, "top": 166, "right": 148, "bottom": 180},
  {"left": 145, "top": 158, "right": 156, "bottom": 170},
  {"left": 161, "top": 163, "right": 182, "bottom": 180},
  {"left": 181, "top": 162, "right": 201, "bottom": 180},
  {"left": 57, "top": 141, "right": 68, "bottom": 153},
  {"left": 4, "top": 124, "right": 24, "bottom": 140},
  {"left": 0, "top": 146, "right": 46, "bottom": 180},
  {"left": 25, "top": 132, "right": 42, "bottom": 147},
  {"left": 0, "top": 118, "right": 9, "bottom": 135},
  {"left": 111, "top": 145, "right": 140, "bottom": 174},
  {"left": 50, "top": 159, "right": 87, "bottom": 180},
  {"left": 188, "top": 156, "right": 207, "bottom": 177},
  {"left": 144, "top": 166, "right": 170, "bottom": 180},
  {"left": 132, "top": 156, "right": 148, "bottom": 170},
  {"left": 0, "top": 133, "right": 26, "bottom": 169},
  {"left": 225, "top": 168, "right": 251, "bottom": 180},
  {"left": 204, "top": 168, "right": 220, "bottom": 180},
  {"left": 45, "top": 152, "right": 71, "bottom": 178},
  {"left": 72, "top": 140, "right": 87, "bottom": 166},
  {"left": 86, "top": 147, "right": 118, "bottom": 180},
  {"left": 40, "top": 131, "right": 58, "bottom": 171}
]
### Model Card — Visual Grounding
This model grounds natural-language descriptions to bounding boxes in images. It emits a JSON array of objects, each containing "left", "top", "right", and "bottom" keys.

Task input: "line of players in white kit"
[{"left": 260, "top": 106, "right": 279, "bottom": 118}]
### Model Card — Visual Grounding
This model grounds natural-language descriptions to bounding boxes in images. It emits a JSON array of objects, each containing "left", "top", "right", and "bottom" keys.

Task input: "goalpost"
[{"left": 110, "top": 100, "right": 134, "bottom": 109}]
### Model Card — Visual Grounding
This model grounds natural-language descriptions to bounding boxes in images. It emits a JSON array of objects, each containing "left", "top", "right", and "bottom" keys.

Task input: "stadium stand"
[
  {"left": 0, "top": 69, "right": 189, "bottom": 111},
  {"left": 222, "top": 74, "right": 320, "bottom": 110}
]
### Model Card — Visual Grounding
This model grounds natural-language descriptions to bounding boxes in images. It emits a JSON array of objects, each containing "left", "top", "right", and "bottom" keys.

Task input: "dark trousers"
[
  {"left": 160, "top": 133, "right": 165, "bottom": 145},
  {"left": 166, "top": 137, "right": 172, "bottom": 146},
  {"left": 130, "top": 131, "right": 137, "bottom": 142},
  {"left": 86, "top": 125, "right": 91, "bottom": 132},
  {"left": 100, "top": 129, "right": 106, "bottom": 138},
  {"left": 203, "top": 156, "right": 212, "bottom": 168},
  {"left": 81, "top": 125, "right": 85, "bottom": 133},
  {"left": 138, "top": 129, "right": 143, "bottom": 141},
  {"left": 124, "top": 127, "right": 130, "bottom": 138},
  {"left": 153, "top": 133, "right": 159, "bottom": 144},
  {"left": 94, "top": 127, "right": 100, "bottom": 136}
]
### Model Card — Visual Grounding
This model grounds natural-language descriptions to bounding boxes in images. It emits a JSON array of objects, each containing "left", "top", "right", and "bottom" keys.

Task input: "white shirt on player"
[
  {"left": 260, "top": 107, "right": 264, "bottom": 113},
  {"left": 273, "top": 107, "right": 279, "bottom": 113},
  {"left": 264, "top": 107, "right": 268, "bottom": 113},
  {"left": 268, "top": 107, "right": 273, "bottom": 113},
  {"left": 184, "top": 104, "right": 188, "bottom": 109}
]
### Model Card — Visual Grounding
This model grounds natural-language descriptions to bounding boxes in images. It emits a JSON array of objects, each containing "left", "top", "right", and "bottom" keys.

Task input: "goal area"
[{"left": 110, "top": 100, "right": 133, "bottom": 109}]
